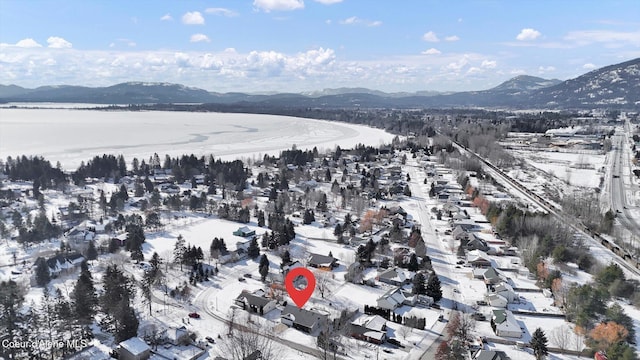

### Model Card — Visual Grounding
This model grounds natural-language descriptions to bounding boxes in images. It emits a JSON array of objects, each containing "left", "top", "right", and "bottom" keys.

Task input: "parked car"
[
  {"left": 472, "top": 313, "right": 486, "bottom": 321},
  {"left": 205, "top": 336, "right": 215, "bottom": 344},
  {"left": 243, "top": 273, "right": 252, "bottom": 278},
  {"left": 188, "top": 312, "right": 201, "bottom": 319},
  {"left": 238, "top": 277, "right": 246, "bottom": 282},
  {"left": 438, "top": 314, "right": 445, "bottom": 322},
  {"left": 456, "top": 260, "right": 465, "bottom": 265},
  {"left": 476, "top": 300, "right": 487, "bottom": 306}
]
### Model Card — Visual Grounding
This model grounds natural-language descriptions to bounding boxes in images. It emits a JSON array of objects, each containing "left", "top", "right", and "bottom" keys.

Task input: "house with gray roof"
[
  {"left": 281, "top": 304, "right": 328, "bottom": 334},
  {"left": 235, "top": 290, "right": 276, "bottom": 315}
]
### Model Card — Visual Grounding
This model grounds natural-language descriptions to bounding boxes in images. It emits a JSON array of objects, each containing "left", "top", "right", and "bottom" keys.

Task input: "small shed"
[{"left": 118, "top": 337, "right": 151, "bottom": 360}]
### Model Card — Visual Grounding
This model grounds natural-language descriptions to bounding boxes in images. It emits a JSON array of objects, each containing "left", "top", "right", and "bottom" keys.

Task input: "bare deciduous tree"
[
  {"left": 550, "top": 325, "right": 572, "bottom": 350},
  {"left": 218, "top": 313, "right": 282, "bottom": 360},
  {"left": 397, "top": 325, "right": 412, "bottom": 340}
]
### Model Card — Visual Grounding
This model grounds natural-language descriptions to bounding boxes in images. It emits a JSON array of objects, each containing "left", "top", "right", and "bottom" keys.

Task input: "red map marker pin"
[{"left": 285, "top": 267, "right": 316, "bottom": 308}]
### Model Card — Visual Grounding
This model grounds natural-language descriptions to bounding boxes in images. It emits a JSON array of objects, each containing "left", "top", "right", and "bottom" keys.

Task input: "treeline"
[
  {"left": 4, "top": 155, "right": 66, "bottom": 188},
  {"left": 71, "top": 153, "right": 249, "bottom": 190}
]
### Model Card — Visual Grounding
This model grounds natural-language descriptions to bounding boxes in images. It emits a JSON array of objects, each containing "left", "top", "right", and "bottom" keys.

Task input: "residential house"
[
  {"left": 491, "top": 310, "right": 522, "bottom": 338},
  {"left": 235, "top": 290, "right": 276, "bottom": 315},
  {"left": 350, "top": 315, "right": 387, "bottom": 344},
  {"left": 482, "top": 267, "right": 502, "bottom": 285},
  {"left": 164, "top": 326, "right": 190, "bottom": 346},
  {"left": 452, "top": 226, "right": 468, "bottom": 241},
  {"left": 118, "top": 337, "right": 151, "bottom": 360},
  {"left": 376, "top": 287, "right": 416, "bottom": 310},
  {"left": 233, "top": 226, "right": 256, "bottom": 238},
  {"left": 467, "top": 250, "right": 492, "bottom": 268},
  {"left": 452, "top": 220, "right": 480, "bottom": 232},
  {"left": 308, "top": 253, "right": 338, "bottom": 270},
  {"left": 491, "top": 283, "right": 517, "bottom": 303},
  {"left": 66, "top": 227, "right": 95, "bottom": 244},
  {"left": 281, "top": 304, "right": 328, "bottom": 334},
  {"left": 487, "top": 294, "right": 508, "bottom": 308},
  {"left": 376, "top": 268, "right": 412, "bottom": 286},
  {"left": 282, "top": 260, "right": 304, "bottom": 275},
  {"left": 45, "top": 253, "right": 85, "bottom": 277},
  {"left": 465, "top": 233, "right": 490, "bottom": 252}
]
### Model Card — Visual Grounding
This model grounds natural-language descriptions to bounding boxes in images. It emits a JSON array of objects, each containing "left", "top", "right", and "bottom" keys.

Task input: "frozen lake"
[{"left": 0, "top": 108, "right": 396, "bottom": 170}]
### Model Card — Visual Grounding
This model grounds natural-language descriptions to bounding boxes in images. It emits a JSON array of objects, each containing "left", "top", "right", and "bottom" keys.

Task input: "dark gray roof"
[
  {"left": 308, "top": 253, "right": 337, "bottom": 266},
  {"left": 282, "top": 304, "right": 328, "bottom": 329},
  {"left": 242, "top": 293, "right": 273, "bottom": 308}
]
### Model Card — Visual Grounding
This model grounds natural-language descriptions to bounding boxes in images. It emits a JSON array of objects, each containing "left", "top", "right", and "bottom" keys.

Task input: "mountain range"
[{"left": 1, "top": 58, "right": 638, "bottom": 110}]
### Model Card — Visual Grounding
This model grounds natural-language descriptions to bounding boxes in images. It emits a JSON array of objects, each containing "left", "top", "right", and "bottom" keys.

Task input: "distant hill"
[
  {"left": 489, "top": 75, "right": 562, "bottom": 94},
  {"left": 1, "top": 58, "right": 638, "bottom": 110}
]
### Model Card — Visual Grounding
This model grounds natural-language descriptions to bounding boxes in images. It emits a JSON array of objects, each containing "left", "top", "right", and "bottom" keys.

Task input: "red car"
[{"left": 188, "top": 312, "right": 200, "bottom": 319}]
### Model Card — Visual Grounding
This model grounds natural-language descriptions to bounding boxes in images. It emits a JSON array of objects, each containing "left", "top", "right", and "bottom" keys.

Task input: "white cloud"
[
  {"left": 582, "top": 63, "right": 597, "bottom": 70},
  {"left": 160, "top": 13, "right": 173, "bottom": 21},
  {"left": 564, "top": 30, "right": 640, "bottom": 46},
  {"left": 205, "top": 8, "right": 238, "bottom": 17},
  {"left": 538, "top": 65, "right": 556, "bottom": 73},
  {"left": 47, "top": 36, "right": 72, "bottom": 49},
  {"left": 182, "top": 11, "right": 205, "bottom": 25},
  {"left": 516, "top": 28, "right": 541, "bottom": 41},
  {"left": 253, "top": 0, "right": 304, "bottom": 12},
  {"left": 445, "top": 57, "right": 469, "bottom": 72},
  {"left": 421, "top": 48, "right": 441, "bottom": 55},
  {"left": 423, "top": 31, "right": 439, "bottom": 42},
  {"left": 445, "top": 35, "right": 460, "bottom": 42},
  {"left": 43, "top": 58, "right": 57, "bottom": 66},
  {"left": 190, "top": 34, "right": 211, "bottom": 43},
  {"left": 481, "top": 60, "right": 497, "bottom": 69},
  {"left": 314, "top": 0, "right": 343, "bottom": 4},
  {"left": 16, "top": 38, "right": 42, "bottom": 48},
  {"left": 339, "top": 16, "right": 382, "bottom": 27}
]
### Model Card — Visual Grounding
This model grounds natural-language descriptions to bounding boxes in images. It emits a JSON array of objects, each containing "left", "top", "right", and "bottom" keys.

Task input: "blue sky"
[{"left": 1, "top": 0, "right": 639, "bottom": 93}]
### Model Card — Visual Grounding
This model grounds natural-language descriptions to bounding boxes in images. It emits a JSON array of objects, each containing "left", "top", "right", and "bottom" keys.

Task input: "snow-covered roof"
[{"left": 119, "top": 337, "right": 150, "bottom": 356}]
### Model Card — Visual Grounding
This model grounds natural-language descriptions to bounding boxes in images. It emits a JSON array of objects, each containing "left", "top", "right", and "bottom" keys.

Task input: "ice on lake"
[{"left": 0, "top": 108, "right": 396, "bottom": 170}]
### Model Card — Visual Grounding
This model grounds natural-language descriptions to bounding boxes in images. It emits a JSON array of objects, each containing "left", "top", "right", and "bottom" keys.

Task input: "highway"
[
  {"left": 609, "top": 120, "right": 640, "bottom": 248},
  {"left": 451, "top": 140, "right": 640, "bottom": 280}
]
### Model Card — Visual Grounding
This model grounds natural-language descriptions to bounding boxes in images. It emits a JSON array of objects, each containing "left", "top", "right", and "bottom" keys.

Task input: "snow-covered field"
[
  {"left": 512, "top": 149, "right": 605, "bottom": 189},
  {"left": 0, "top": 108, "right": 396, "bottom": 170}
]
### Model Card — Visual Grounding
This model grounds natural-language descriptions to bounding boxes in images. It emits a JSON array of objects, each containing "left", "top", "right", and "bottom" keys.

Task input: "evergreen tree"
[
  {"left": 259, "top": 254, "right": 269, "bottom": 281},
  {"left": 407, "top": 253, "right": 419, "bottom": 271},
  {"left": 100, "top": 265, "right": 133, "bottom": 335},
  {"left": 35, "top": 257, "right": 50, "bottom": 286},
  {"left": 114, "top": 299, "right": 139, "bottom": 343},
  {"left": 72, "top": 261, "right": 97, "bottom": 324},
  {"left": 412, "top": 272, "right": 427, "bottom": 295},
  {"left": 174, "top": 234, "right": 186, "bottom": 270},
  {"left": 530, "top": 328, "right": 549, "bottom": 360},
  {"left": 426, "top": 273, "right": 443, "bottom": 302},
  {"left": 281, "top": 250, "right": 291, "bottom": 268},
  {"left": 0, "top": 280, "right": 25, "bottom": 360},
  {"left": 257, "top": 210, "right": 265, "bottom": 227},
  {"left": 86, "top": 239, "right": 98, "bottom": 260},
  {"left": 247, "top": 237, "right": 260, "bottom": 259}
]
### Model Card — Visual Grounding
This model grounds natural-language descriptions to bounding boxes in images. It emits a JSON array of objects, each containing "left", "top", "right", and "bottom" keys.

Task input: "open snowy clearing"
[{"left": 0, "top": 108, "right": 396, "bottom": 170}]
